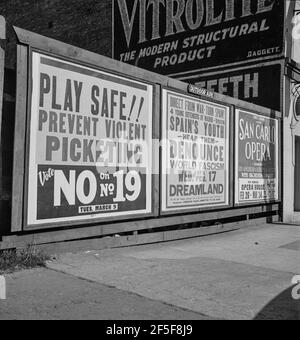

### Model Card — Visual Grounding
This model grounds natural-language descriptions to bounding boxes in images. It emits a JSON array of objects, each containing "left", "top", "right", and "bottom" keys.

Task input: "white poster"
[
  {"left": 161, "top": 89, "right": 230, "bottom": 212},
  {"left": 235, "top": 109, "right": 279, "bottom": 204},
  {"left": 27, "top": 52, "right": 153, "bottom": 227}
]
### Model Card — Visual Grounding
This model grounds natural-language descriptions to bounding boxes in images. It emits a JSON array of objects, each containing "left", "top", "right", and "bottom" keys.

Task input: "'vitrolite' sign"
[
  {"left": 26, "top": 52, "right": 153, "bottom": 228},
  {"left": 161, "top": 89, "right": 230, "bottom": 212},
  {"left": 235, "top": 109, "right": 279, "bottom": 204},
  {"left": 113, "top": 0, "right": 284, "bottom": 76}
]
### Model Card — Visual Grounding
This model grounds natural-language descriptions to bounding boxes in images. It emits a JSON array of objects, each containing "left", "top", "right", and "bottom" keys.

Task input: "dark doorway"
[{"left": 294, "top": 136, "right": 300, "bottom": 211}]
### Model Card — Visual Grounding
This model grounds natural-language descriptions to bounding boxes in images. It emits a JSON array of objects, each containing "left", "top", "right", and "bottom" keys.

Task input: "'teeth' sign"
[{"left": 26, "top": 52, "right": 153, "bottom": 228}]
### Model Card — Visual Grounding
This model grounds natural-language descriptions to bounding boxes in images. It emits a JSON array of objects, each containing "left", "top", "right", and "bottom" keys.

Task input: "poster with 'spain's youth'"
[{"left": 161, "top": 89, "right": 230, "bottom": 213}]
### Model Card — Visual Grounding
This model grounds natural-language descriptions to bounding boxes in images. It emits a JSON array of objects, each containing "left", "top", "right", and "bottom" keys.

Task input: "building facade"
[
  {"left": 283, "top": 1, "right": 300, "bottom": 223},
  {"left": 112, "top": 0, "right": 300, "bottom": 224},
  {"left": 0, "top": 0, "right": 299, "bottom": 239}
]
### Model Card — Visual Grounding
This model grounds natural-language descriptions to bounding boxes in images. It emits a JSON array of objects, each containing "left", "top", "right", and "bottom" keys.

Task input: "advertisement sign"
[
  {"left": 113, "top": 0, "right": 284, "bottom": 76},
  {"left": 178, "top": 63, "right": 282, "bottom": 111},
  {"left": 26, "top": 52, "right": 153, "bottom": 227},
  {"left": 161, "top": 89, "right": 230, "bottom": 212},
  {"left": 235, "top": 109, "right": 279, "bottom": 204}
]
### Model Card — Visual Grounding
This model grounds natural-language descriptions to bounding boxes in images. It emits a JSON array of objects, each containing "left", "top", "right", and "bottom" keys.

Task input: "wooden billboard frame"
[
  {"left": 11, "top": 27, "right": 162, "bottom": 232},
  {"left": 11, "top": 26, "right": 282, "bottom": 237}
]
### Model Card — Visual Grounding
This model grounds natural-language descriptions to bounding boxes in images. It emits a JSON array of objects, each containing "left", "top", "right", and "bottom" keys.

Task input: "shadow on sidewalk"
[{"left": 254, "top": 286, "right": 300, "bottom": 320}]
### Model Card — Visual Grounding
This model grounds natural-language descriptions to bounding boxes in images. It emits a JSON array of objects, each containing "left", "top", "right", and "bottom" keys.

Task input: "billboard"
[
  {"left": 113, "top": 0, "right": 284, "bottom": 76},
  {"left": 178, "top": 62, "right": 282, "bottom": 111},
  {"left": 26, "top": 51, "right": 154, "bottom": 228},
  {"left": 235, "top": 109, "right": 279, "bottom": 204},
  {"left": 161, "top": 89, "right": 230, "bottom": 212}
]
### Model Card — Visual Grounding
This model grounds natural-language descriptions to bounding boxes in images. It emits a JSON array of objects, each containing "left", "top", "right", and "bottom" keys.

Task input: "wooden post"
[
  {"left": 11, "top": 44, "right": 28, "bottom": 232},
  {"left": 0, "top": 16, "right": 6, "bottom": 202}
]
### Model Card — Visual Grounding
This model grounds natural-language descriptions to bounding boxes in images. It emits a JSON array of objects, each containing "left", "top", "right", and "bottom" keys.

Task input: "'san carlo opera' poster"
[
  {"left": 26, "top": 52, "right": 153, "bottom": 227},
  {"left": 235, "top": 110, "right": 279, "bottom": 204},
  {"left": 161, "top": 89, "right": 230, "bottom": 212}
]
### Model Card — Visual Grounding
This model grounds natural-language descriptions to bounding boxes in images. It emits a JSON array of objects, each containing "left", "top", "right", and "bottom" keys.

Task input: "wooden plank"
[
  {"left": 1, "top": 204, "right": 279, "bottom": 248},
  {"left": 4, "top": 204, "right": 280, "bottom": 247},
  {"left": 153, "top": 84, "right": 160, "bottom": 217},
  {"left": 278, "top": 116, "right": 283, "bottom": 215},
  {"left": 13, "top": 26, "right": 282, "bottom": 120},
  {"left": 26, "top": 225, "right": 240, "bottom": 254},
  {"left": 13, "top": 26, "right": 165, "bottom": 87},
  {"left": 29, "top": 217, "right": 271, "bottom": 255},
  {"left": 229, "top": 105, "right": 235, "bottom": 207},
  {"left": 11, "top": 45, "right": 28, "bottom": 232},
  {"left": 0, "top": 213, "right": 277, "bottom": 251}
]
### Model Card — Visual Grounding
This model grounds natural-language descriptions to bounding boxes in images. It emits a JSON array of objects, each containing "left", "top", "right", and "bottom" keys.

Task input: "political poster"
[
  {"left": 113, "top": 0, "right": 284, "bottom": 77},
  {"left": 26, "top": 52, "right": 153, "bottom": 228},
  {"left": 235, "top": 109, "right": 279, "bottom": 204},
  {"left": 161, "top": 89, "right": 230, "bottom": 212}
]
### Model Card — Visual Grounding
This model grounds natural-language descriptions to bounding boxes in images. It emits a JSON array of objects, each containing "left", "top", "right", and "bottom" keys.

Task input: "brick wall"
[{"left": 0, "top": 0, "right": 112, "bottom": 68}]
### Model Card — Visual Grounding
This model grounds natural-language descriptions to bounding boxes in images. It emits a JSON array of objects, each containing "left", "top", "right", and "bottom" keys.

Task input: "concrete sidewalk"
[
  {"left": 0, "top": 223, "right": 299, "bottom": 320},
  {"left": 0, "top": 268, "right": 208, "bottom": 320},
  {"left": 46, "top": 223, "right": 300, "bottom": 320}
]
